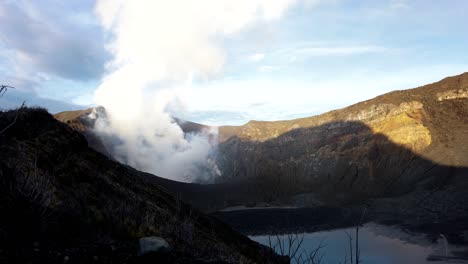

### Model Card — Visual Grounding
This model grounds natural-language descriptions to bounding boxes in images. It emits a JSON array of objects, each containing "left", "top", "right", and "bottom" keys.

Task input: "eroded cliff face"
[
  {"left": 215, "top": 73, "right": 468, "bottom": 204},
  {"left": 346, "top": 101, "right": 431, "bottom": 153}
]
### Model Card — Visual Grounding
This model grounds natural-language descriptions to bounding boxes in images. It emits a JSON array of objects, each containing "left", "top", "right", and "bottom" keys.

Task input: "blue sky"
[{"left": 1, "top": 0, "right": 468, "bottom": 124}]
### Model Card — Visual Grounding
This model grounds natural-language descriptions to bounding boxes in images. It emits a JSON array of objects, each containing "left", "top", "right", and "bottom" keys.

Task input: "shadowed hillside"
[
  {"left": 0, "top": 108, "right": 284, "bottom": 263},
  {"left": 213, "top": 121, "right": 468, "bottom": 239},
  {"left": 51, "top": 72, "right": 468, "bottom": 241},
  {"left": 214, "top": 73, "right": 468, "bottom": 199}
]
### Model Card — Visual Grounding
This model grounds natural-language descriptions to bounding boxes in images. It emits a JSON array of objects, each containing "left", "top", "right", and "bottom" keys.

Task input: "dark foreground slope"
[{"left": 0, "top": 108, "right": 283, "bottom": 263}]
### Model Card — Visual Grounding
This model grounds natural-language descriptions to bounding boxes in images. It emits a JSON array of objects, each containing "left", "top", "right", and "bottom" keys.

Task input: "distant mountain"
[
  {"left": 215, "top": 73, "right": 468, "bottom": 202},
  {"left": 53, "top": 73, "right": 468, "bottom": 236},
  {"left": 0, "top": 108, "right": 282, "bottom": 263},
  {"left": 213, "top": 73, "right": 468, "bottom": 237}
]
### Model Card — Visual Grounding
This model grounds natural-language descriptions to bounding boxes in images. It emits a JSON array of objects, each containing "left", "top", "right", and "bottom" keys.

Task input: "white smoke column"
[{"left": 93, "top": 0, "right": 298, "bottom": 182}]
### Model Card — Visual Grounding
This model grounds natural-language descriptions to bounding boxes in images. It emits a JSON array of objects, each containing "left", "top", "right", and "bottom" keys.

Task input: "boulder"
[{"left": 138, "top": 236, "right": 171, "bottom": 256}]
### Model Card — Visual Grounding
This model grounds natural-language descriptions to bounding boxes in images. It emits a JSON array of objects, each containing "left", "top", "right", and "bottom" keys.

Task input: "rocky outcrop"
[{"left": 436, "top": 88, "right": 468, "bottom": 101}]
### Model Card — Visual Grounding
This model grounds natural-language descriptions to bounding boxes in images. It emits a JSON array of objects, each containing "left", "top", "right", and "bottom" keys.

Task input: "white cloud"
[
  {"left": 289, "top": 55, "right": 298, "bottom": 62},
  {"left": 243, "top": 43, "right": 389, "bottom": 67},
  {"left": 248, "top": 53, "right": 265, "bottom": 62},
  {"left": 259, "top": 65, "right": 277, "bottom": 72},
  {"left": 390, "top": 0, "right": 410, "bottom": 10},
  {"left": 292, "top": 45, "right": 388, "bottom": 57}
]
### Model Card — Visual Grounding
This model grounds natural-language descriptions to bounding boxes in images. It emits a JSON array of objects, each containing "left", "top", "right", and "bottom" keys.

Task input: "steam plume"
[{"left": 93, "top": 0, "right": 297, "bottom": 182}]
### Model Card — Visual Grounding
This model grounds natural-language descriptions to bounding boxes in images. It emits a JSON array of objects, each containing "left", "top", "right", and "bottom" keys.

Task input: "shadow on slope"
[
  {"left": 210, "top": 119, "right": 468, "bottom": 240},
  {"left": 0, "top": 108, "right": 285, "bottom": 264},
  {"left": 127, "top": 118, "right": 468, "bottom": 239}
]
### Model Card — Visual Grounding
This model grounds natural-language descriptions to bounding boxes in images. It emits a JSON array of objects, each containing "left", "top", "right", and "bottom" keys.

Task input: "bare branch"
[
  {"left": 268, "top": 232, "right": 326, "bottom": 264},
  {"left": 0, "top": 101, "right": 25, "bottom": 135},
  {"left": 289, "top": 233, "right": 305, "bottom": 260},
  {"left": 345, "top": 231, "right": 353, "bottom": 264},
  {"left": 0, "top": 85, "right": 13, "bottom": 96}
]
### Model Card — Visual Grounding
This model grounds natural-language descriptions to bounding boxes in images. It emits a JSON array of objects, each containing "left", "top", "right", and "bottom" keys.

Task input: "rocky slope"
[
  {"left": 52, "top": 73, "right": 468, "bottom": 237},
  {"left": 55, "top": 74, "right": 468, "bottom": 199},
  {"left": 215, "top": 73, "right": 468, "bottom": 204},
  {"left": 0, "top": 108, "right": 283, "bottom": 263},
  {"left": 209, "top": 73, "right": 468, "bottom": 241}
]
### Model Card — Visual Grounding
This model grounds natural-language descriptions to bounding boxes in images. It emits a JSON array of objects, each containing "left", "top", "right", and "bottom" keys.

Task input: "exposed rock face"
[
  {"left": 217, "top": 101, "right": 432, "bottom": 155},
  {"left": 344, "top": 101, "right": 431, "bottom": 152},
  {"left": 437, "top": 88, "right": 468, "bottom": 101},
  {"left": 215, "top": 73, "right": 468, "bottom": 204},
  {"left": 53, "top": 108, "right": 94, "bottom": 131}
]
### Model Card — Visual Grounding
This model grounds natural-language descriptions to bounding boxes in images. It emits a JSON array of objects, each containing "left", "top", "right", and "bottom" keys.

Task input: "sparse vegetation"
[
  {"left": 267, "top": 232, "right": 325, "bottom": 264},
  {"left": 0, "top": 156, "right": 55, "bottom": 246},
  {"left": 0, "top": 107, "right": 285, "bottom": 263},
  {"left": 1, "top": 85, "right": 27, "bottom": 136},
  {"left": 342, "top": 206, "right": 366, "bottom": 264}
]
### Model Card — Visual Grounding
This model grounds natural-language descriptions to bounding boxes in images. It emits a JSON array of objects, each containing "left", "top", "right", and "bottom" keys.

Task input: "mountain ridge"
[
  {"left": 237, "top": 72, "right": 468, "bottom": 125},
  {"left": 218, "top": 72, "right": 468, "bottom": 143},
  {"left": 51, "top": 73, "right": 468, "bottom": 235}
]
